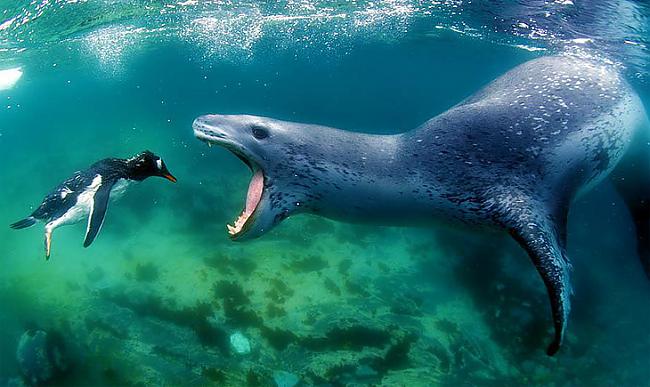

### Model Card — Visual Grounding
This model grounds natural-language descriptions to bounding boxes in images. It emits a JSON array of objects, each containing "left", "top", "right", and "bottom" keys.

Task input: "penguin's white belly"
[
  {"left": 46, "top": 175, "right": 102, "bottom": 230},
  {"left": 53, "top": 202, "right": 90, "bottom": 228},
  {"left": 46, "top": 177, "right": 134, "bottom": 232}
]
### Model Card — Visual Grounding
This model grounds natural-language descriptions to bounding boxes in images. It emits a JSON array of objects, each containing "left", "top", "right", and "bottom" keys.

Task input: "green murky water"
[{"left": 1, "top": 1, "right": 649, "bottom": 385}]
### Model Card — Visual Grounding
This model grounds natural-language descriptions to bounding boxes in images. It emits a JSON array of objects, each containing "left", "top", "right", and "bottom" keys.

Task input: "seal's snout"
[
  {"left": 193, "top": 114, "right": 230, "bottom": 145},
  {"left": 193, "top": 114, "right": 226, "bottom": 128},
  {"left": 192, "top": 116, "right": 206, "bottom": 129},
  {"left": 192, "top": 115, "right": 216, "bottom": 134},
  {"left": 192, "top": 116, "right": 209, "bottom": 136}
]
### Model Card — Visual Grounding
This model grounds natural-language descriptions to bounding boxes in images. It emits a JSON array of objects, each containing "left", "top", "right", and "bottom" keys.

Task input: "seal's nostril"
[{"left": 193, "top": 117, "right": 211, "bottom": 128}]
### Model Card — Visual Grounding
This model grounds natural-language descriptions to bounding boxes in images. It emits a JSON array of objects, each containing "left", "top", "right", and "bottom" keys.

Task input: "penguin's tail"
[{"left": 10, "top": 216, "right": 36, "bottom": 229}]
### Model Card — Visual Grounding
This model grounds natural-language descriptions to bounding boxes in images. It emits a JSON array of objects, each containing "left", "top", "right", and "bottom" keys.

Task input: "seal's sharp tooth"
[
  {"left": 227, "top": 224, "right": 236, "bottom": 234},
  {"left": 208, "top": 142, "right": 213, "bottom": 148}
]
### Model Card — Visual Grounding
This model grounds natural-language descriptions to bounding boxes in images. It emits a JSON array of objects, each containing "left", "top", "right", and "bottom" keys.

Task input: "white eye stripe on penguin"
[{"left": 156, "top": 158, "right": 162, "bottom": 170}]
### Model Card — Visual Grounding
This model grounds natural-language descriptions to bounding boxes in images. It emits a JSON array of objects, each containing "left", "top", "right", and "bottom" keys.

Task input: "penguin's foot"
[{"left": 44, "top": 230, "right": 52, "bottom": 260}]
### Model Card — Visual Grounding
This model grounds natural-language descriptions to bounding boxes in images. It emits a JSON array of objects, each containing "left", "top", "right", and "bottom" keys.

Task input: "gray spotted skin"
[{"left": 193, "top": 55, "right": 648, "bottom": 355}]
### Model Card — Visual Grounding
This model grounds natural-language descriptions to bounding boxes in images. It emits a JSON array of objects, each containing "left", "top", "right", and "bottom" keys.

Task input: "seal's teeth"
[
  {"left": 226, "top": 212, "right": 250, "bottom": 236},
  {"left": 207, "top": 143, "right": 213, "bottom": 148},
  {"left": 235, "top": 216, "right": 245, "bottom": 227}
]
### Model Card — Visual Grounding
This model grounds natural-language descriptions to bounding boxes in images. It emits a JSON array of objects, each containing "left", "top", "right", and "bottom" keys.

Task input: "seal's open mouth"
[
  {"left": 228, "top": 167, "right": 263, "bottom": 236},
  {"left": 193, "top": 123, "right": 264, "bottom": 239}
]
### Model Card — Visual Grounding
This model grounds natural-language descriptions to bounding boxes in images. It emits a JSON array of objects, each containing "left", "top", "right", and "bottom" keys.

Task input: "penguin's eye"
[
  {"left": 156, "top": 159, "right": 162, "bottom": 170},
  {"left": 251, "top": 125, "right": 269, "bottom": 140}
]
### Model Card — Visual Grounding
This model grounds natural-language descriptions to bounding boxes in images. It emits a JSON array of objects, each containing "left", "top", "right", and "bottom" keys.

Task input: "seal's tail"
[{"left": 10, "top": 216, "right": 36, "bottom": 229}]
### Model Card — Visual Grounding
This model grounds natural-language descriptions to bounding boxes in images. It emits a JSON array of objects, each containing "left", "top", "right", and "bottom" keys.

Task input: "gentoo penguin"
[{"left": 10, "top": 150, "right": 176, "bottom": 259}]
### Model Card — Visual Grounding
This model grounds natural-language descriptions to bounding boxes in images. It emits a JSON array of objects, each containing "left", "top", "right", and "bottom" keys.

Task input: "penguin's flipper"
[
  {"left": 83, "top": 181, "right": 114, "bottom": 248},
  {"left": 497, "top": 192, "right": 571, "bottom": 356}
]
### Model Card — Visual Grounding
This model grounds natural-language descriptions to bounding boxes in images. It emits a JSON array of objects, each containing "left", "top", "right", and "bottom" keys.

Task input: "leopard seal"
[{"left": 193, "top": 55, "right": 649, "bottom": 355}]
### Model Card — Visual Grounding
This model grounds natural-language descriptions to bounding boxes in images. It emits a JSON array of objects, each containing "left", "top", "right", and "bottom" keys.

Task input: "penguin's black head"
[{"left": 128, "top": 150, "right": 177, "bottom": 182}]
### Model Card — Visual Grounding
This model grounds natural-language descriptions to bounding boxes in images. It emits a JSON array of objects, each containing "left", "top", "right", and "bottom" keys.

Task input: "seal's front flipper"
[
  {"left": 611, "top": 127, "right": 650, "bottom": 278},
  {"left": 625, "top": 199, "right": 650, "bottom": 276},
  {"left": 502, "top": 200, "right": 571, "bottom": 356},
  {"left": 83, "top": 181, "right": 113, "bottom": 248}
]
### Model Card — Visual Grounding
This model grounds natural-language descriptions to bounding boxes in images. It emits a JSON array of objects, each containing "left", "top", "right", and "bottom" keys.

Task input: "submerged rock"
[
  {"left": 273, "top": 370, "right": 299, "bottom": 387},
  {"left": 229, "top": 331, "right": 251, "bottom": 355},
  {"left": 16, "top": 329, "right": 68, "bottom": 385}
]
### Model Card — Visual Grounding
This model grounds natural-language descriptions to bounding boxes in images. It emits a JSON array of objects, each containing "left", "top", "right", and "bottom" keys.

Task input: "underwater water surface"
[{"left": 1, "top": 0, "right": 650, "bottom": 385}]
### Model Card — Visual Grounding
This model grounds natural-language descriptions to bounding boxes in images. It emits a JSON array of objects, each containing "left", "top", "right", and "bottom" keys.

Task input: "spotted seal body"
[{"left": 193, "top": 55, "right": 649, "bottom": 355}]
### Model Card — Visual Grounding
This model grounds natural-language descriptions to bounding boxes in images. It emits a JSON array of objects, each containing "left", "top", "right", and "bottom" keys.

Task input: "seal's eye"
[{"left": 251, "top": 125, "right": 269, "bottom": 140}]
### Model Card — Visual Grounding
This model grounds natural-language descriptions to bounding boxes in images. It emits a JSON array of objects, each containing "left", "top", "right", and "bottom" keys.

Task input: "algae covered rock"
[
  {"left": 16, "top": 329, "right": 68, "bottom": 385},
  {"left": 273, "top": 370, "right": 300, "bottom": 387},
  {"left": 230, "top": 331, "right": 252, "bottom": 355}
]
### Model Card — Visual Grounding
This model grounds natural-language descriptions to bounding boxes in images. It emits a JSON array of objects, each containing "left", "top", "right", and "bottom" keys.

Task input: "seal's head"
[{"left": 193, "top": 114, "right": 311, "bottom": 240}]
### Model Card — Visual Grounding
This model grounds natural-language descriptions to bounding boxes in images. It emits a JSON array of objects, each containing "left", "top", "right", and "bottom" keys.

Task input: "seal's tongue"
[
  {"left": 246, "top": 169, "right": 264, "bottom": 214},
  {"left": 228, "top": 169, "right": 264, "bottom": 236}
]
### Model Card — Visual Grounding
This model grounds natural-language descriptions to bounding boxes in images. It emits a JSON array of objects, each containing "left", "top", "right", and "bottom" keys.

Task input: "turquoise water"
[{"left": 1, "top": 1, "right": 649, "bottom": 385}]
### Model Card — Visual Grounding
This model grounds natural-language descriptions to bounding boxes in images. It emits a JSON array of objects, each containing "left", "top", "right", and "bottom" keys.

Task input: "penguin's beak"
[
  {"left": 163, "top": 173, "right": 177, "bottom": 183},
  {"left": 160, "top": 162, "right": 177, "bottom": 183}
]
